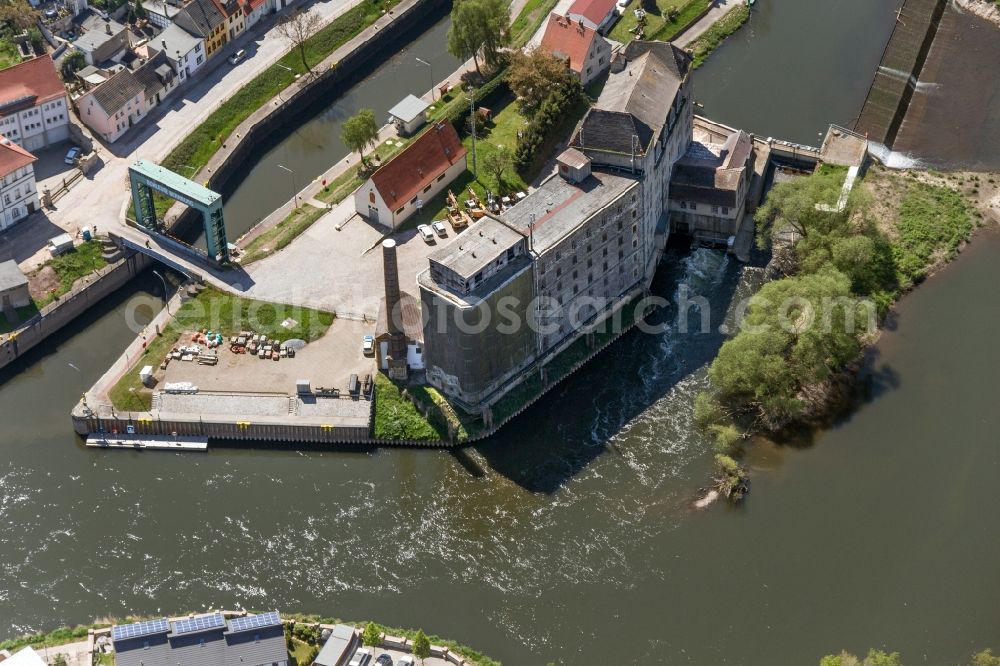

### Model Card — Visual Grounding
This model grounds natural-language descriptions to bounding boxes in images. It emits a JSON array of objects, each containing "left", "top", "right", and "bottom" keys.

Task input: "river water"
[{"left": 4, "top": 1, "right": 1000, "bottom": 664}]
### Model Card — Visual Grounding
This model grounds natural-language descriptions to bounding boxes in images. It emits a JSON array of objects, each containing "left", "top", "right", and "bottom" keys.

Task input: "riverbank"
[
  {"left": 955, "top": 0, "right": 1000, "bottom": 28},
  {"left": 697, "top": 162, "right": 999, "bottom": 490}
]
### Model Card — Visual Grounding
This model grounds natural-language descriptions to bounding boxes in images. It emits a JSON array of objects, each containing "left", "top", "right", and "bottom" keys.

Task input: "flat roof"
[
  {"left": 388, "top": 94, "right": 429, "bottom": 123},
  {"left": 314, "top": 624, "right": 355, "bottom": 666},
  {"left": 428, "top": 215, "right": 525, "bottom": 280},
  {"left": 501, "top": 170, "right": 639, "bottom": 255},
  {"left": 130, "top": 159, "right": 221, "bottom": 207}
]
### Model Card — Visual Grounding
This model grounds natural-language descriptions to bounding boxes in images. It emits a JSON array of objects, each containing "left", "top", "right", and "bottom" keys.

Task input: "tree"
[
  {"left": 276, "top": 10, "right": 321, "bottom": 74},
  {"left": 971, "top": 650, "right": 1000, "bottom": 666},
  {"left": 505, "top": 47, "right": 578, "bottom": 116},
  {"left": 481, "top": 148, "right": 511, "bottom": 190},
  {"left": 754, "top": 169, "right": 848, "bottom": 247},
  {"left": 819, "top": 650, "right": 903, "bottom": 666},
  {"left": 61, "top": 49, "right": 86, "bottom": 80},
  {"left": 131, "top": 0, "right": 146, "bottom": 20},
  {"left": 341, "top": 109, "right": 379, "bottom": 166},
  {"left": 447, "top": 0, "right": 508, "bottom": 75},
  {"left": 0, "top": 0, "right": 39, "bottom": 30},
  {"left": 361, "top": 622, "right": 381, "bottom": 648},
  {"left": 412, "top": 629, "right": 431, "bottom": 665}
]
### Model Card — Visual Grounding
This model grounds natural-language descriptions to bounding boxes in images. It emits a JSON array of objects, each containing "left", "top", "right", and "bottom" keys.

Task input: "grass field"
[
  {"left": 241, "top": 204, "right": 326, "bottom": 264},
  {"left": 108, "top": 287, "right": 334, "bottom": 410},
  {"left": 33, "top": 241, "right": 108, "bottom": 307},
  {"left": 373, "top": 373, "right": 447, "bottom": 440},
  {"left": 509, "top": 0, "right": 560, "bottom": 46},
  {"left": 687, "top": 4, "right": 750, "bottom": 67}
]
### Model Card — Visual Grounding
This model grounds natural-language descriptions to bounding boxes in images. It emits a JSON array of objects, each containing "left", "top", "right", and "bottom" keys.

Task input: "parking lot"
[
  {"left": 159, "top": 317, "right": 375, "bottom": 395},
  {"left": 348, "top": 646, "right": 454, "bottom": 666},
  {"left": 243, "top": 198, "right": 460, "bottom": 318}
]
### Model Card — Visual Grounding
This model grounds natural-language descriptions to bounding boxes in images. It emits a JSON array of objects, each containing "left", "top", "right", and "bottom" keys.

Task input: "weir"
[{"left": 854, "top": 0, "right": 948, "bottom": 149}]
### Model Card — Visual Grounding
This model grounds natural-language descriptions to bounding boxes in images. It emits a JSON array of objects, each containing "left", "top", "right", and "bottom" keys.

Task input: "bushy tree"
[
  {"left": 361, "top": 622, "right": 381, "bottom": 648},
  {"left": 481, "top": 148, "right": 511, "bottom": 190},
  {"left": 447, "top": 0, "right": 508, "bottom": 75},
  {"left": 412, "top": 629, "right": 431, "bottom": 665},
  {"left": 819, "top": 649, "right": 903, "bottom": 666},
  {"left": 505, "top": 48, "right": 577, "bottom": 116},
  {"left": 971, "top": 649, "right": 1000, "bottom": 666},
  {"left": 341, "top": 109, "right": 380, "bottom": 166}
]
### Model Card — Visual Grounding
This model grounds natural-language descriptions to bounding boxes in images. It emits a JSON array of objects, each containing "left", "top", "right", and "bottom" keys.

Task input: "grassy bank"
[
  {"left": 32, "top": 240, "right": 108, "bottom": 307},
  {"left": 372, "top": 374, "right": 447, "bottom": 440},
  {"left": 108, "top": 286, "right": 334, "bottom": 410},
  {"left": 160, "top": 0, "right": 401, "bottom": 180},
  {"left": 687, "top": 4, "right": 750, "bottom": 67},
  {"left": 609, "top": 0, "right": 710, "bottom": 43},
  {"left": 697, "top": 166, "right": 979, "bottom": 455},
  {"left": 509, "top": 0, "right": 560, "bottom": 46},
  {"left": 0, "top": 625, "right": 99, "bottom": 653},
  {"left": 241, "top": 204, "right": 326, "bottom": 264}
]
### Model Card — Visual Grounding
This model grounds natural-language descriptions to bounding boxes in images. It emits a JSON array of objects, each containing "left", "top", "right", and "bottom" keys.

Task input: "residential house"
[
  {"left": 0, "top": 135, "right": 39, "bottom": 231},
  {"left": 75, "top": 48, "right": 179, "bottom": 143},
  {"left": 156, "top": 22, "right": 207, "bottom": 82},
  {"left": 217, "top": 0, "right": 246, "bottom": 42},
  {"left": 112, "top": 611, "right": 289, "bottom": 666},
  {"left": 173, "top": 0, "right": 228, "bottom": 58},
  {"left": 73, "top": 18, "right": 130, "bottom": 65},
  {"left": 354, "top": 119, "right": 468, "bottom": 230},
  {"left": 243, "top": 0, "right": 273, "bottom": 30},
  {"left": 142, "top": 0, "right": 180, "bottom": 28},
  {"left": 539, "top": 12, "right": 612, "bottom": 86},
  {"left": 566, "top": 0, "right": 619, "bottom": 33},
  {"left": 669, "top": 120, "right": 754, "bottom": 243},
  {"left": 0, "top": 259, "right": 30, "bottom": 310},
  {"left": 0, "top": 56, "right": 71, "bottom": 151}
]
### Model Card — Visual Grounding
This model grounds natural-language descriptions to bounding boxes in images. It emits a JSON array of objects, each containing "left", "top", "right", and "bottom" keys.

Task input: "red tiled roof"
[
  {"left": 540, "top": 13, "right": 599, "bottom": 74},
  {"left": 245, "top": 0, "right": 268, "bottom": 11},
  {"left": 371, "top": 120, "right": 467, "bottom": 211},
  {"left": 0, "top": 56, "right": 66, "bottom": 115},
  {"left": 568, "top": 0, "right": 618, "bottom": 25},
  {"left": 0, "top": 135, "right": 37, "bottom": 176}
]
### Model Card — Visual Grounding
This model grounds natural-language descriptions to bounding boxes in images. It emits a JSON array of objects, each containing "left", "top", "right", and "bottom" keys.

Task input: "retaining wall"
[{"left": 0, "top": 250, "right": 153, "bottom": 374}]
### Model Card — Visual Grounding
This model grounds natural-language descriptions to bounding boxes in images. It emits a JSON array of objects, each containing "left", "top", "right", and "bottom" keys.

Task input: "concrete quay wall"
[{"left": 0, "top": 250, "right": 153, "bottom": 375}]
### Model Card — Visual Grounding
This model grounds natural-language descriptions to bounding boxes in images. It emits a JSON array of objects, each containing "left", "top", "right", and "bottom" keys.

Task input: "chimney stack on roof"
[{"left": 381, "top": 239, "right": 407, "bottom": 363}]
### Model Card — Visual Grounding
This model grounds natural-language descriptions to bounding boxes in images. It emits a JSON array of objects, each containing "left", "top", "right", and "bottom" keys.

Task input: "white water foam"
[{"left": 868, "top": 141, "right": 925, "bottom": 169}]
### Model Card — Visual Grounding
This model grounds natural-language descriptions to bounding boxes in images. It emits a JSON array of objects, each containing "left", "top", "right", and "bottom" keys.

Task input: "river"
[{"left": 4, "top": 0, "right": 1000, "bottom": 664}]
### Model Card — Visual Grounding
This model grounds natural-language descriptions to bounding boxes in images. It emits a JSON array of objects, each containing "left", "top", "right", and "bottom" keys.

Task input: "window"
[
  {"left": 711, "top": 205, "right": 720, "bottom": 214},
  {"left": 679, "top": 200, "right": 686, "bottom": 209},
  {"left": 423, "top": 184, "right": 431, "bottom": 193},
  {"left": 395, "top": 206, "right": 404, "bottom": 215},
  {"left": 722, "top": 206, "right": 729, "bottom": 215},
  {"left": 632, "top": 239, "right": 638, "bottom": 248},
  {"left": 436, "top": 173, "right": 445, "bottom": 181}
]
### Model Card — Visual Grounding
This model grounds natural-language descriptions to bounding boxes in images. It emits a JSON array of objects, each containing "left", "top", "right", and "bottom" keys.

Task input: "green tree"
[
  {"left": 754, "top": 169, "right": 847, "bottom": 248},
  {"left": 276, "top": 9, "right": 321, "bottom": 74},
  {"left": 0, "top": 0, "right": 39, "bottom": 30},
  {"left": 361, "top": 622, "right": 381, "bottom": 648},
  {"left": 505, "top": 47, "right": 578, "bottom": 116},
  {"left": 481, "top": 148, "right": 511, "bottom": 190},
  {"left": 131, "top": 0, "right": 146, "bottom": 20},
  {"left": 412, "top": 629, "right": 431, "bottom": 665},
  {"left": 818, "top": 649, "right": 903, "bottom": 666},
  {"left": 971, "top": 649, "right": 1000, "bottom": 666},
  {"left": 341, "top": 108, "right": 380, "bottom": 167},
  {"left": 447, "top": 0, "right": 508, "bottom": 75}
]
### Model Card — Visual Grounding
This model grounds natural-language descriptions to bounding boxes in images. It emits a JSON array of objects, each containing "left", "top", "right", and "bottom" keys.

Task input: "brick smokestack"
[{"left": 381, "top": 239, "right": 407, "bottom": 361}]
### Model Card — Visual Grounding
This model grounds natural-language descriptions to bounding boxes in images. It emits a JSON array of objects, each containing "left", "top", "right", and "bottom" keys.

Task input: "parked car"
[
  {"left": 228, "top": 49, "right": 246, "bottom": 65},
  {"left": 395, "top": 657, "right": 415, "bottom": 666},
  {"left": 431, "top": 220, "right": 447, "bottom": 237},
  {"left": 362, "top": 335, "right": 375, "bottom": 356},
  {"left": 417, "top": 224, "right": 435, "bottom": 243},
  {"left": 374, "top": 656, "right": 393, "bottom": 666},
  {"left": 64, "top": 146, "right": 80, "bottom": 165},
  {"left": 348, "top": 649, "right": 372, "bottom": 666}
]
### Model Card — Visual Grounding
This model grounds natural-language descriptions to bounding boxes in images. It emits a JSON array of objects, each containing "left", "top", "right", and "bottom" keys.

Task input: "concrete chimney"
[{"left": 381, "top": 239, "right": 408, "bottom": 376}]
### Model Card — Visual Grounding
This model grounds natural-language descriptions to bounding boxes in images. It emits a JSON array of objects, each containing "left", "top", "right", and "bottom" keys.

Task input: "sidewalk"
[{"left": 673, "top": 0, "right": 741, "bottom": 47}]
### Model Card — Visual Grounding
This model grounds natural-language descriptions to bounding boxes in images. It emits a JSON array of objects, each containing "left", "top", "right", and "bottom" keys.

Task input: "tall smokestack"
[{"left": 381, "top": 239, "right": 407, "bottom": 362}]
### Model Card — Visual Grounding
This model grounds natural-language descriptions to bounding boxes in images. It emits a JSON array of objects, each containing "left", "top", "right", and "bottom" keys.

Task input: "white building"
[
  {"left": 243, "top": 0, "right": 274, "bottom": 30},
  {"left": 0, "top": 56, "right": 71, "bottom": 151},
  {"left": 0, "top": 135, "right": 40, "bottom": 231},
  {"left": 539, "top": 12, "right": 612, "bottom": 87},
  {"left": 156, "top": 22, "right": 207, "bottom": 81},
  {"left": 355, "top": 119, "right": 467, "bottom": 230}
]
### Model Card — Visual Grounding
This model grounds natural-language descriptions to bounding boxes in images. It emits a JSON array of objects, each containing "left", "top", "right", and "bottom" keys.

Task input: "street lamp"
[
  {"left": 278, "top": 164, "right": 298, "bottom": 209},
  {"left": 466, "top": 87, "right": 478, "bottom": 179},
  {"left": 415, "top": 57, "right": 434, "bottom": 100},
  {"left": 152, "top": 269, "right": 170, "bottom": 313}
]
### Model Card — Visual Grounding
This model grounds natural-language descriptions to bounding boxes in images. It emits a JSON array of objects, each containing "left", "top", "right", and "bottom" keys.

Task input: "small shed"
[
  {"left": 0, "top": 259, "right": 30, "bottom": 309},
  {"left": 388, "top": 94, "right": 430, "bottom": 136},
  {"left": 47, "top": 233, "right": 74, "bottom": 256}
]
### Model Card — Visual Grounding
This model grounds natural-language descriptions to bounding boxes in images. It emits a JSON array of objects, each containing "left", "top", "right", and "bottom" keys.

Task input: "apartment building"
[
  {"left": 0, "top": 56, "right": 71, "bottom": 152},
  {"left": 0, "top": 135, "right": 39, "bottom": 231}
]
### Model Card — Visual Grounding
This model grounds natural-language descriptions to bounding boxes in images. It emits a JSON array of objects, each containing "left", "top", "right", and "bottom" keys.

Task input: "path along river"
[{"left": 3, "top": 1, "right": 1000, "bottom": 664}]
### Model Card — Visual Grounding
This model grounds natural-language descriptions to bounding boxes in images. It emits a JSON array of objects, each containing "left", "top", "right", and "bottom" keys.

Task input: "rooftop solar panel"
[
  {"left": 111, "top": 618, "right": 169, "bottom": 642},
  {"left": 172, "top": 613, "right": 226, "bottom": 635},
  {"left": 227, "top": 611, "right": 281, "bottom": 633}
]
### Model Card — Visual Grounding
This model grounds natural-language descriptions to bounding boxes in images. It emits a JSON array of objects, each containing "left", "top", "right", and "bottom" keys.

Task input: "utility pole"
[{"left": 468, "top": 88, "right": 477, "bottom": 179}]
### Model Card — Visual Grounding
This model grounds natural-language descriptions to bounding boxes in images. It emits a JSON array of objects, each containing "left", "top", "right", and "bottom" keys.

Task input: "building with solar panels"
[{"left": 111, "top": 611, "right": 288, "bottom": 666}]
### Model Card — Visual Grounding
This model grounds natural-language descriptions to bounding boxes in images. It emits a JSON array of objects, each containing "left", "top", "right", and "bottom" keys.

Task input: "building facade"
[
  {"left": 0, "top": 56, "right": 71, "bottom": 152},
  {"left": 173, "top": 0, "right": 228, "bottom": 58},
  {"left": 157, "top": 22, "right": 207, "bottom": 81},
  {"left": 355, "top": 120, "right": 467, "bottom": 230},
  {"left": 566, "top": 0, "right": 619, "bottom": 33},
  {"left": 0, "top": 136, "right": 39, "bottom": 231}
]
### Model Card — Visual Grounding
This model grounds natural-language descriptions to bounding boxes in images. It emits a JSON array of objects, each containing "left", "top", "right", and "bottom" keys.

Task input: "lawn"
[
  {"left": 108, "top": 287, "right": 334, "bottom": 411},
  {"left": 509, "top": 0, "right": 561, "bottom": 46},
  {"left": 373, "top": 373, "right": 447, "bottom": 440},
  {"left": 241, "top": 203, "right": 326, "bottom": 264},
  {"left": 33, "top": 240, "right": 108, "bottom": 306},
  {"left": 608, "top": 0, "right": 710, "bottom": 43},
  {"left": 0, "top": 36, "right": 20, "bottom": 69},
  {"left": 160, "top": 0, "right": 401, "bottom": 179}
]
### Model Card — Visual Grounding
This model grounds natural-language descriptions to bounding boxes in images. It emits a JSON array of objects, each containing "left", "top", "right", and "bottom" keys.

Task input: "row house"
[
  {"left": 0, "top": 56, "right": 71, "bottom": 152},
  {"left": 0, "top": 135, "right": 40, "bottom": 232}
]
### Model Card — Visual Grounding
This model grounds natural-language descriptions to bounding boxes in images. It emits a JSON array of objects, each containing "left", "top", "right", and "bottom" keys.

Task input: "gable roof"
[
  {"left": 388, "top": 94, "right": 429, "bottom": 123},
  {"left": 370, "top": 119, "right": 467, "bottom": 211},
  {"left": 573, "top": 107, "right": 653, "bottom": 156},
  {"left": 157, "top": 22, "right": 203, "bottom": 59},
  {"left": 173, "top": 0, "right": 225, "bottom": 37},
  {"left": 596, "top": 44, "right": 688, "bottom": 133},
  {"left": 88, "top": 67, "right": 144, "bottom": 114},
  {"left": 133, "top": 51, "right": 175, "bottom": 100},
  {"left": 0, "top": 56, "right": 66, "bottom": 116},
  {"left": 539, "top": 13, "right": 601, "bottom": 74},
  {"left": 567, "top": 0, "right": 618, "bottom": 25},
  {"left": 671, "top": 130, "right": 753, "bottom": 207},
  {"left": 0, "top": 135, "right": 37, "bottom": 176}
]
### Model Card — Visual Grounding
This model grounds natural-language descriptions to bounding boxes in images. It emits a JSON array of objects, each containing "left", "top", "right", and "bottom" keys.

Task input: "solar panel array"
[
  {"left": 227, "top": 611, "right": 281, "bottom": 633},
  {"left": 111, "top": 618, "right": 170, "bottom": 642},
  {"left": 172, "top": 613, "right": 226, "bottom": 635}
]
